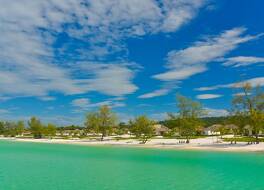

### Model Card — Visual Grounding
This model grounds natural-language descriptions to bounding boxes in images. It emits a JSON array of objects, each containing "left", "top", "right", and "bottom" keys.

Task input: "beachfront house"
[
  {"left": 56, "top": 129, "right": 85, "bottom": 137},
  {"left": 244, "top": 125, "right": 263, "bottom": 136},
  {"left": 203, "top": 124, "right": 221, "bottom": 136},
  {"left": 153, "top": 124, "right": 170, "bottom": 136},
  {"left": 244, "top": 125, "right": 253, "bottom": 136},
  {"left": 225, "top": 124, "right": 239, "bottom": 135}
]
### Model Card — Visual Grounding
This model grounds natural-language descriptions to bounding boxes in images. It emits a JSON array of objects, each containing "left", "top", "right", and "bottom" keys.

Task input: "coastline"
[{"left": 1, "top": 137, "right": 264, "bottom": 153}]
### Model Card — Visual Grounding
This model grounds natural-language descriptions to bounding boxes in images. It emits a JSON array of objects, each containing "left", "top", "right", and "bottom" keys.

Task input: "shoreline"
[{"left": 1, "top": 137, "right": 264, "bottom": 153}]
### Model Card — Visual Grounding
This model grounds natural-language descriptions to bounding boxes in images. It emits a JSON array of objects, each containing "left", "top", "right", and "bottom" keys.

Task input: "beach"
[{"left": 1, "top": 136, "right": 264, "bottom": 152}]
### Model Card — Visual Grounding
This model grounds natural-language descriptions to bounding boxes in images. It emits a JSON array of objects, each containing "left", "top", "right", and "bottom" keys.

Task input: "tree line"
[
  {"left": 0, "top": 83, "right": 263, "bottom": 144},
  {"left": 0, "top": 117, "right": 56, "bottom": 139}
]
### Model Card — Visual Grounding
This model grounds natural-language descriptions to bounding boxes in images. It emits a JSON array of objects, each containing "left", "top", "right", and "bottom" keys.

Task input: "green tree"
[
  {"left": 228, "top": 113, "right": 248, "bottom": 135},
  {"left": 164, "top": 114, "right": 182, "bottom": 137},
  {"left": 3, "top": 121, "right": 18, "bottom": 137},
  {"left": 0, "top": 121, "right": 5, "bottom": 135},
  {"left": 0, "top": 121, "right": 25, "bottom": 137},
  {"left": 85, "top": 105, "right": 117, "bottom": 141},
  {"left": 176, "top": 94, "right": 205, "bottom": 143},
  {"left": 250, "top": 109, "right": 264, "bottom": 143},
  {"left": 85, "top": 112, "right": 100, "bottom": 134},
  {"left": 113, "top": 122, "right": 129, "bottom": 137},
  {"left": 43, "top": 123, "right": 57, "bottom": 139},
  {"left": 232, "top": 83, "right": 264, "bottom": 143},
  {"left": 16, "top": 121, "right": 25, "bottom": 136},
  {"left": 130, "top": 115, "right": 154, "bottom": 144},
  {"left": 28, "top": 117, "right": 43, "bottom": 139}
]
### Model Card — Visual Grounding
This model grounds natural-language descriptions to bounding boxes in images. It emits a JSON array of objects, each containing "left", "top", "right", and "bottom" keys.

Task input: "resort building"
[
  {"left": 203, "top": 124, "right": 222, "bottom": 136},
  {"left": 152, "top": 124, "right": 170, "bottom": 136}
]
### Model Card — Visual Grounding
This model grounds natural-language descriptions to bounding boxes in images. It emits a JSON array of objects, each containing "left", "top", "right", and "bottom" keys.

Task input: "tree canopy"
[
  {"left": 84, "top": 105, "right": 117, "bottom": 140},
  {"left": 129, "top": 115, "right": 154, "bottom": 144}
]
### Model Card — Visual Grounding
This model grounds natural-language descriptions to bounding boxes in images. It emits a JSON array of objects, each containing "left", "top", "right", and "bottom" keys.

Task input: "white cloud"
[
  {"left": 109, "top": 97, "right": 126, "bottom": 101},
  {"left": 138, "top": 81, "right": 179, "bottom": 99},
  {"left": 154, "top": 27, "right": 261, "bottom": 81},
  {"left": 150, "top": 112, "right": 168, "bottom": 121},
  {"left": 138, "top": 89, "right": 170, "bottom": 99},
  {"left": 196, "top": 94, "right": 222, "bottom": 100},
  {"left": 232, "top": 92, "right": 251, "bottom": 97},
  {"left": 143, "top": 27, "right": 262, "bottom": 98},
  {"left": 40, "top": 115, "right": 84, "bottom": 126},
  {"left": 116, "top": 112, "right": 134, "bottom": 122},
  {"left": 0, "top": 109, "right": 10, "bottom": 115},
  {"left": 71, "top": 97, "right": 125, "bottom": 112},
  {"left": 221, "top": 56, "right": 264, "bottom": 67},
  {"left": 39, "top": 96, "right": 56, "bottom": 101},
  {"left": 153, "top": 65, "right": 207, "bottom": 81},
  {"left": 232, "top": 77, "right": 264, "bottom": 88},
  {"left": 0, "top": 0, "right": 207, "bottom": 99},
  {"left": 159, "top": 0, "right": 205, "bottom": 32},
  {"left": 71, "top": 98, "right": 91, "bottom": 109},
  {"left": 204, "top": 108, "right": 229, "bottom": 117},
  {"left": 194, "top": 86, "right": 218, "bottom": 91},
  {"left": 77, "top": 62, "right": 139, "bottom": 96},
  {"left": 196, "top": 77, "right": 264, "bottom": 91},
  {"left": 90, "top": 100, "right": 126, "bottom": 109}
]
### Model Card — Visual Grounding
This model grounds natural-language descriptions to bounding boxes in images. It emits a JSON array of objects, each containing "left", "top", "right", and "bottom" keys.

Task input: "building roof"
[
  {"left": 205, "top": 124, "right": 223, "bottom": 131},
  {"left": 153, "top": 124, "right": 169, "bottom": 132}
]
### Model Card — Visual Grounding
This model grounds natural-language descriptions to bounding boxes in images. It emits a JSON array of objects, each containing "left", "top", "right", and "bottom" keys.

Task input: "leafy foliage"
[
  {"left": 28, "top": 117, "right": 43, "bottom": 139},
  {"left": 129, "top": 115, "right": 154, "bottom": 144},
  {"left": 165, "top": 94, "right": 205, "bottom": 143},
  {"left": 84, "top": 105, "right": 117, "bottom": 140},
  {"left": 231, "top": 83, "right": 264, "bottom": 143}
]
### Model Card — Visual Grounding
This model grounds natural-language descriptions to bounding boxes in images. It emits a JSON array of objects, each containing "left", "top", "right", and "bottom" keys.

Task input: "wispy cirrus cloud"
[
  {"left": 139, "top": 27, "right": 263, "bottom": 98},
  {"left": 0, "top": 0, "right": 207, "bottom": 100},
  {"left": 196, "top": 94, "right": 222, "bottom": 100},
  {"left": 153, "top": 27, "right": 261, "bottom": 81},
  {"left": 221, "top": 56, "right": 264, "bottom": 67},
  {"left": 71, "top": 98, "right": 91, "bottom": 109},
  {"left": 195, "top": 77, "right": 264, "bottom": 91},
  {"left": 71, "top": 97, "right": 125, "bottom": 113},
  {"left": 138, "top": 89, "right": 170, "bottom": 99},
  {"left": 138, "top": 81, "right": 179, "bottom": 99},
  {"left": 153, "top": 65, "right": 207, "bottom": 81}
]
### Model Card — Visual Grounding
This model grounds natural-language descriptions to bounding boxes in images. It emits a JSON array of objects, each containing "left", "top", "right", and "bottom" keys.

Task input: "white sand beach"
[{"left": 1, "top": 136, "right": 264, "bottom": 152}]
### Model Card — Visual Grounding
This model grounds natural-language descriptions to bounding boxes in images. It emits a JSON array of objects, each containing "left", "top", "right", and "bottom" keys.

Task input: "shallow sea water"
[{"left": 0, "top": 140, "right": 264, "bottom": 190}]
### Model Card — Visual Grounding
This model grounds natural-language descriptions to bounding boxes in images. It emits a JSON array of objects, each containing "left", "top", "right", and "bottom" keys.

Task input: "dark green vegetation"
[
  {"left": 84, "top": 105, "right": 117, "bottom": 141},
  {"left": 129, "top": 115, "right": 155, "bottom": 143},
  {"left": 0, "top": 83, "right": 263, "bottom": 143}
]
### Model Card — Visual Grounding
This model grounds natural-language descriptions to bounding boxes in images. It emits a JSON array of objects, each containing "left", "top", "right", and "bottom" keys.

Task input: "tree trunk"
[
  {"left": 186, "top": 136, "right": 190, "bottom": 144},
  {"left": 255, "top": 134, "right": 259, "bottom": 144},
  {"left": 234, "top": 133, "right": 237, "bottom": 144},
  {"left": 142, "top": 135, "right": 147, "bottom": 144},
  {"left": 100, "top": 132, "right": 105, "bottom": 141}
]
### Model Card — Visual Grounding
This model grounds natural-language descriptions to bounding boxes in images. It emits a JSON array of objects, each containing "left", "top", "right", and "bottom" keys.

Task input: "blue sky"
[{"left": 0, "top": 0, "right": 263, "bottom": 125}]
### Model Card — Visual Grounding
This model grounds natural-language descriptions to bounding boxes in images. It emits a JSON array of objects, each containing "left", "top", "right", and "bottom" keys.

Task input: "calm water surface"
[{"left": 0, "top": 140, "right": 264, "bottom": 190}]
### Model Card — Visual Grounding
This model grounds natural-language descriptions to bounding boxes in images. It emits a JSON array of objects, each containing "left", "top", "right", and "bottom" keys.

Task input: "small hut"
[
  {"left": 225, "top": 124, "right": 239, "bottom": 135},
  {"left": 244, "top": 125, "right": 253, "bottom": 136},
  {"left": 153, "top": 124, "right": 170, "bottom": 136}
]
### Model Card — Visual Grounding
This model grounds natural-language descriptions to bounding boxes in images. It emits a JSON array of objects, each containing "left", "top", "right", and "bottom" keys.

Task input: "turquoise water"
[{"left": 0, "top": 140, "right": 264, "bottom": 190}]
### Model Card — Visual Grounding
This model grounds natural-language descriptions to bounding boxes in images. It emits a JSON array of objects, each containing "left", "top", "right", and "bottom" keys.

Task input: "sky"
[{"left": 0, "top": 0, "right": 263, "bottom": 125}]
